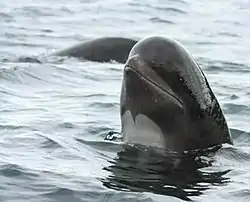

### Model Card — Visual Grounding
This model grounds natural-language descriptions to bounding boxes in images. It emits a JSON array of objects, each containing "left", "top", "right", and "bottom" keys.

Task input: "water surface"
[{"left": 1, "top": 0, "right": 250, "bottom": 201}]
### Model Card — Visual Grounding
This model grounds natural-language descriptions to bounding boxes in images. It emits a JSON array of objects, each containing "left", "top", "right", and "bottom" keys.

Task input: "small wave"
[
  {"left": 40, "top": 186, "right": 87, "bottom": 201},
  {"left": 0, "top": 124, "right": 34, "bottom": 131},
  {"left": 0, "top": 164, "right": 39, "bottom": 179},
  {"left": 40, "top": 139, "right": 63, "bottom": 150},
  {"left": 40, "top": 28, "right": 54, "bottom": 33},
  {"left": 0, "top": 12, "right": 13, "bottom": 22},
  {"left": 83, "top": 93, "right": 107, "bottom": 98},
  {"left": 42, "top": 187, "right": 75, "bottom": 197},
  {"left": 13, "top": 6, "right": 59, "bottom": 17},
  {"left": 168, "top": 0, "right": 188, "bottom": 5},
  {"left": 196, "top": 41, "right": 218, "bottom": 45},
  {"left": 230, "top": 94, "right": 239, "bottom": 100},
  {"left": 218, "top": 32, "right": 241, "bottom": 38},
  {"left": 129, "top": 2, "right": 187, "bottom": 12},
  {"left": 154, "top": 7, "right": 187, "bottom": 14},
  {"left": 57, "top": 122, "right": 75, "bottom": 129},
  {"left": 0, "top": 67, "right": 24, "bottom": 84},
  {"left": 215, "top": 19, "right": 243, "bottom": 27},
  {"left": 0, "top": 65, "right": 51, "bottom": 87},
  {"left": 230, "top": 128, "right": 250, "bottom": 146},
  {"left": 41, "top": 188, "right": 117, "bottom": 202},
  {"left": 36, "top": 134, "right": 64, "bottom": 149},
  {"left": 215, "top": 146, "right": 250, "bottom": 165},
  {"left": 88, "top": 102, "right": 119, "bottom": 109},
  {"left": 199, "top": 58, "right": 250, "bottom": 73},
  {"left": 150, "top": 17, "right": 175, "bottom": 25},
  {"left": 0, "top": 41, "right": 47, "bottom": 48},
  {"left": 230, "top": 188, "right": 250, "bottom": 199},
  {"left": 223, "top": 103, "right": 249, "bottom": 114}
]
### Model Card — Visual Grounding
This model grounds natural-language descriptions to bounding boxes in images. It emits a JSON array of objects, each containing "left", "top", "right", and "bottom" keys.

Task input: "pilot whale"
[
  {"left": 52, "top": 37, "right": 138, "bottom": 63},
  {"left": 120, "top": 36, "right": 233, "bottom": 152}
]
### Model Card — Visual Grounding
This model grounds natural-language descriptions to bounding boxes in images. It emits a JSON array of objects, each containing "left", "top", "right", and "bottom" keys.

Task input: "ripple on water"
[
  {"left": 223, "top": 103, "right": 249, "bottom": 114},
  {"left": 39, "top": 137, "right": 64, "bottom": 150},
  {"left": 101, "top": 144, "right": 231, "bottom": 201},
  {"left": 88, "top": 102, "right": 118, "bottom": 109},
  {"left": 0, "top": 164, "right": 39, "bottom": 179},
  {"left": 150, "top": 17, "right": 175, "bottom": 25}
]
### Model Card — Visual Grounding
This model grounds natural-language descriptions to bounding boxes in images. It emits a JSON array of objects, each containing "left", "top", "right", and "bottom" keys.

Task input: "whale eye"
[
  {"left": 151, "top": 62, "right": 164, "bottom": 71},
  {"left": 152, "top": 65, "right": 157, "bottom": 70}
]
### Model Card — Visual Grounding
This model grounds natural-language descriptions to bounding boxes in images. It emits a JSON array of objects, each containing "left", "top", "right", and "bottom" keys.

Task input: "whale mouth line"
[{"left": 125, "top": 65, "right": 183, "bottom": 107}]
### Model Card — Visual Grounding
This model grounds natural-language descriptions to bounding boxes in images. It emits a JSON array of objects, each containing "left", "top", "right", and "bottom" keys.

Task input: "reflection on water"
[{"left": 102, "top": 144, "right": 231, "bottom": 201}]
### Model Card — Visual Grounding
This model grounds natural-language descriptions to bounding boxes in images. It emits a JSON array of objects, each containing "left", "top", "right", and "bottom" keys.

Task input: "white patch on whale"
[{"left": 121, "top": 110, "right": 165, "bottom": 148}]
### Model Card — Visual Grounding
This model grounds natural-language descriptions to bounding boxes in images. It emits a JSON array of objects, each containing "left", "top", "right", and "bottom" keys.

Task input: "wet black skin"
[
  {"left": 120, "top": 36, "right": 233, "bottom": 152},
  {"left": 52, "top": 37, "right": 138, "bottom": 63}
]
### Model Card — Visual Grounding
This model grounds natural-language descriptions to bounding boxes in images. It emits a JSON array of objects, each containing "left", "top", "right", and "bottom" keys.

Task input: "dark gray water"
[{"left": 1, "top": 0, "right": 250, "bottom": 201}]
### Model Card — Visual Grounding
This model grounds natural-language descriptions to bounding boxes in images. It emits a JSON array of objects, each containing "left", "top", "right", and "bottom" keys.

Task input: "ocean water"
[{"left": 1, "top": 0, "right": 250, "bottom": 201}]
